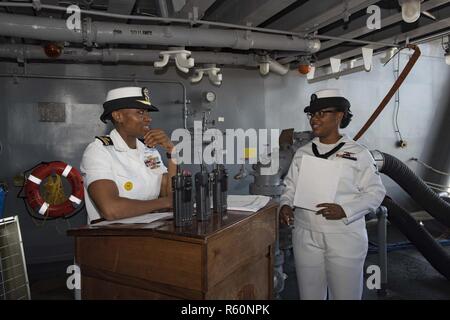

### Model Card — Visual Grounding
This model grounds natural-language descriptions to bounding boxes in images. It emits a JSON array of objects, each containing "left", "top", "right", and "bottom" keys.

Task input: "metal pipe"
[
  {"left": 158, "top": 0, "right": 170, "bottom": 19},
  {"left": 89, "top": 22, "right": 317, "bottom": 51},
  {"left": 0, "top": 2, "right": 398, "bottom": 47},
  {"left": 0, "top": 2, "right": 303, "bottom": 35},
  {"left": 194, "top": 51, "right": 258, "bottom": 67},
  {"left": 0, "top": 13, "right": 83, "bottom": 43},
  {"left": 267, "top": 57, "right": 289, "bottom": 75},
  {"left": 0, "top": 44, "right": 259, "bottom": 67},
  {"left": 314, "top": 34, "right": 399, "bottom": 48},
  {"left": 307, "top": 65, "right": 368, "bottom": 84},
  {"left": 412, "top": 30, "right": 450, "bottom": 46},
  {"left": 0, "top": 72, "right": 188, "bottom": 129},
  {"left": 0, "top": 12, "right": 320, "bottom": 53},
  {"left": 370, "top": 150, "right": 385, "bottom": 172}
]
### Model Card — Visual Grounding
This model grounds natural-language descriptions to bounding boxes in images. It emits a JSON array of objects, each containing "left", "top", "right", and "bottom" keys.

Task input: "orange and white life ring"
[{"left": 24, "top": 161, "right": 84, "bottom": 218}]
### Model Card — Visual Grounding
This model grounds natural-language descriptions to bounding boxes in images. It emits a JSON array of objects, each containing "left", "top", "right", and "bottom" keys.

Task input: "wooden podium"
[{"left": 67, "top": 202, "right": 277, "bottom": 300}]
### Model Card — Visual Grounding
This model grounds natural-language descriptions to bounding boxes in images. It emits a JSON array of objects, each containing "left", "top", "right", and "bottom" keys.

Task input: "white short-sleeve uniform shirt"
[{"left": 80, "top": 129, "right": 167, "bottom": 223}]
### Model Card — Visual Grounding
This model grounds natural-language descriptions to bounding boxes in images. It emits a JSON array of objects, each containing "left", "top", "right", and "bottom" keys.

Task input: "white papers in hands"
[
  {"left": 293, "top": 155, "right": 341, "bottom": 212},
  {"left": 92, "top": 212, "right": 173, "bottom": 226},
  {"left": 227, "top": 195, "right": 271, "bottom": 212}
]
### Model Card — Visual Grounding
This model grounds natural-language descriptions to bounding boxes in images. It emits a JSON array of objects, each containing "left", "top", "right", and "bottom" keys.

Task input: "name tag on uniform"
[{"left": 336, "top": 152, "right": 358, "bottom": 161}]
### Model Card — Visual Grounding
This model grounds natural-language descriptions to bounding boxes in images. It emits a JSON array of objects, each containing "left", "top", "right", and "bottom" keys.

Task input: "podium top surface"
[{"left": 67, "top": 201, "right": 277, "bottom": 244}]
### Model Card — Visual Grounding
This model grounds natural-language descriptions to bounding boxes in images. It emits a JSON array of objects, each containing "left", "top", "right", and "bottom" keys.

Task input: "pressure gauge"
[{"left": 204, "top": 91, "right": 216, "bottom": 103}]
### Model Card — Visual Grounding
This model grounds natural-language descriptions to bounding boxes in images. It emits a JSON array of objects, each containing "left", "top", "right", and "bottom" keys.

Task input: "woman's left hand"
[
  {"left": 143, "top": 129, "right": 174, "bottom": 152},
  {"left": 316, "top": 203, "right": 347, "bottom": 220}
]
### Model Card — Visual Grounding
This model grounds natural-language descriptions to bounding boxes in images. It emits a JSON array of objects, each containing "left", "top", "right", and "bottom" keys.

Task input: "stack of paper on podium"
[
  {"left": 92, "top": 212, "right": 173, "bottom": 226},
  {"left": 293, "top": 155, "right": 342, "bottom": 211},
  {"left": 227, "top": 195, "right": 271, "bottom": 212}
]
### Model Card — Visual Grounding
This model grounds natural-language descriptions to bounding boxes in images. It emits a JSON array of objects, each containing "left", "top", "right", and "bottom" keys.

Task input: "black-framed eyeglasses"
[{"left": 306, "top": 110, "right": 338, "bottom": 120}]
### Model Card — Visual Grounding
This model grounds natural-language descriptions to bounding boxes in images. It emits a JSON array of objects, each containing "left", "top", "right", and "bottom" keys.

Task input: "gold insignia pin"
[
  {"left": 124, "top": 181, "right": 133, "bottom": 191},
  {"left": 136, "top": 99, "right": 151, "bottom": 105}
]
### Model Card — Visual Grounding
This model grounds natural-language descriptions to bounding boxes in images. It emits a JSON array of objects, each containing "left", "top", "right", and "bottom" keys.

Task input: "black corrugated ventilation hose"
[
  {"left": 379, "top": 152, "right": 450, "bottom": 228},
  {"left": 382, "top": 197, "right": 450, "bottom": 280}
]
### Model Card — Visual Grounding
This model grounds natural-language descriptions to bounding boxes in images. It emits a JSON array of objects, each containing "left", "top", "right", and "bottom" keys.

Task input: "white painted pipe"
[
  {"left": 0, "top": 1, "right": 399, "bottom": 48},
  {"left": 267, "top": 57, "right": 289, "bottom": 75},
  {"left": 0, "top": 13, "right": 82, "bottom": 42},
  {"left": 158, "top": 0, "right": 170, "bottom": 19},
  {"left": 307, "top": 65, "right": 368, "bottom": 83},
  {"left": 0, "top": 13, "right": 321, "bottom": 53},
  {"left": 0, "top": 44, "right": 259, "bottom": 67}
]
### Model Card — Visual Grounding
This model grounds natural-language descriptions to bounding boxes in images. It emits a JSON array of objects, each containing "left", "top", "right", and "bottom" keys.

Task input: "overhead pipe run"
[
  {"left": 0, "top": 2, "right": 398, "bottom": 48},
  {"left": 0, "top": 43, "right": 294, "bottom": 84},
  {"left": 0, "top": 44, "right": 260, "bottom": 67},
  {"left": 307, "top": 65, "right": 368, "bottom": 84},
  {"left": 0, "top": 44, "right": 290, "bottom": 80},
  {"left": 0, "top": 13, "right": 321, "bottom": 53},
  {"left": 307, "top": 50, "right": 374, "bottom": 83}
]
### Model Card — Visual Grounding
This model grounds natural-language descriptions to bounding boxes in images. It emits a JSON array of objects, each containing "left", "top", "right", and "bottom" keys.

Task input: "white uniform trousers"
[{"left": 292, "top": 226, "right": 368, "bottom": 300}]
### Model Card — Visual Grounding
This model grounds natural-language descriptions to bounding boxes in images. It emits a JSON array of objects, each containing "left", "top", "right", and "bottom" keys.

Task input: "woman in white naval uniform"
[
  {"left": 279, "top": 89, "right": 386, "bottom": 300},
  {"left": 80, "top": 87, "right": 176, "bottom": 223}
]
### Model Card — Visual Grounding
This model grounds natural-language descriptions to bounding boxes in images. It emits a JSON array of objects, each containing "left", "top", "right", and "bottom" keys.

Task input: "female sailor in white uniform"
[
  {"left": 80, "top": 87, "right": 176, "bottom": 223},
  {"left": 279, "top": 89, "right": 386, "bottom": 300}
]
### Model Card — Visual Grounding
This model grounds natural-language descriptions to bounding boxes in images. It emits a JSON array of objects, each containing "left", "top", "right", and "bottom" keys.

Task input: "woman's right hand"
[
  {"left": 279, "top": 205, "right": 294, "bottom": 225},
  {"left": 143, "top": 129, "right": 174, "bottom": 152}
]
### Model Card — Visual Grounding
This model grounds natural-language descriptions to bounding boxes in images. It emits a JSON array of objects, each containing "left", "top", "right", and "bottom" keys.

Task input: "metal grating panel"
[{"left": 0, "top": 216, "right": 30, "bottom": 300}]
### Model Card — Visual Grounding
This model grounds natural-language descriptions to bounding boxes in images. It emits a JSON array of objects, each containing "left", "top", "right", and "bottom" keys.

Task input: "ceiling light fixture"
[{"left": 398, "top": 0, "right": 422, "bottom": 23}]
